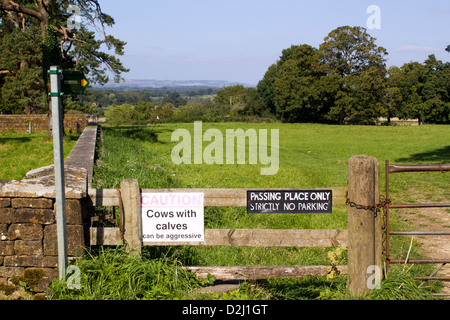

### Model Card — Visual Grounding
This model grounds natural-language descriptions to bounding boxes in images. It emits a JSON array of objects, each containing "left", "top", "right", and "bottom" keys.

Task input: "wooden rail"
[
  {"left": 88, "top": 187, "right": 348, "bottom": 207},
  {"left": 88, "top": 186, "right": 349, "bottom": 281},
  {"left": 87, "top": 187, "right": 348, "bottom": 248},
  {"left": 90, "top": 228, "right": 348, "bottom": 247},
  {"left": 187, "top": 265, "right": 348, "bottom": 281}
]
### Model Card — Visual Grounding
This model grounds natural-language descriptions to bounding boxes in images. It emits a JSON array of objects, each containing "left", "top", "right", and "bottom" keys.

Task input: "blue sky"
[{"left": 98, "top": 0, "right": 450, "bottom": 85}]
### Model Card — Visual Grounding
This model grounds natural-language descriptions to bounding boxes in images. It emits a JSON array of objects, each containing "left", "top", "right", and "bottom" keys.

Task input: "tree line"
[
  {"left": 107, "top": 26, "right": 450, "bottom": 125},
  {"left": 255, "top": 26, "right": 450, "bottom": 124}
]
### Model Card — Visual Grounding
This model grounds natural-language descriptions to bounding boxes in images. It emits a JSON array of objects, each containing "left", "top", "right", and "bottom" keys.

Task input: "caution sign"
[
  {"left": 141, "top": 193, "right": 204, "bottom": 242},
  {"left": 247, "top": 190, "right": 333, "bottom": 214}
]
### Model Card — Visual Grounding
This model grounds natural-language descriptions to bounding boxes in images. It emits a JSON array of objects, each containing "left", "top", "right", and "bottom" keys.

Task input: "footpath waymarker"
[
  {"left": 247, "top": 189, "right": 333, "bottom": 214},
  {"left": 48, "top": 66, "right": 68, "bottom": 281},
  {"left": 60, "top": 70, "right": 90, "bottom": 95},
  {"left": 48, "top": 66, "right": 89, "bottom": 281},
  {"left": 141, "top": 193, "right": 204, "bottom": 243}
]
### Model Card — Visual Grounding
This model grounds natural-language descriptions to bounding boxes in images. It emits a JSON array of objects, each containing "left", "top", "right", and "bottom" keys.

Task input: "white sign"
[{"left": 141, "top": 193, "right": 204, "bottom": 242}]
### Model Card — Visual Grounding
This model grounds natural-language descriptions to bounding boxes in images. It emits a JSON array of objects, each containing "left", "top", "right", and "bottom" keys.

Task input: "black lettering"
[{"left": 156, "top": 223, "right": 189, "bottom": 230}]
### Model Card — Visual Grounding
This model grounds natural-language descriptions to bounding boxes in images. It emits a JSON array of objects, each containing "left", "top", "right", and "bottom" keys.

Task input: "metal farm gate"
[{"left": 384, "top": 161, "right": 450, "bottom": 297}]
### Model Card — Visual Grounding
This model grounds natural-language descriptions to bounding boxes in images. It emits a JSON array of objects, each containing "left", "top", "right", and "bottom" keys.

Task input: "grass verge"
[{"left": 0, "top": 131, "right": 79, "bottom": 179}]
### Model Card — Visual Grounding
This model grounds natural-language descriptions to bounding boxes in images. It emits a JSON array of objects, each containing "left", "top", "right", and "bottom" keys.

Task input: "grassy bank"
[
  {"left": 93, "top": 122, "right": 449, "bottom": 188},
  {"left": 0, "top": 131, "right": 79, "bottom": 180}
]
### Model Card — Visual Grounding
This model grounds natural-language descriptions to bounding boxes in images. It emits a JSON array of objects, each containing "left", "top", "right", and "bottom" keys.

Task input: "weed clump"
[{"left": 48, "top": 247, "right": 214, "bottom": 300}]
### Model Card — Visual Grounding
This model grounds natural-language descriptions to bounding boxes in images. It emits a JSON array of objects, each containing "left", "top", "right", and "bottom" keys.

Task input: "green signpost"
[
  {"left": 48, "top": 66, "right": 89, "bottom": 281},
  {"left": 61, "top": 70, "right": 90, "bottom": 94}
]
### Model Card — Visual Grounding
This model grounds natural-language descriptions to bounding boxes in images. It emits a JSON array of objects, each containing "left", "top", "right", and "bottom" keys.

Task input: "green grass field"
[
  {"left": 94, "top": 122, "right": 449, "bottom": 187},
  {"left": 0, "top": 131, "right": 79, "bottom": 180},
  {"left": 85, "top": 122, "right": 449, "bottom": 300},
  {"left": 93, "top": 122, "right": 449, "bottom": 235}
]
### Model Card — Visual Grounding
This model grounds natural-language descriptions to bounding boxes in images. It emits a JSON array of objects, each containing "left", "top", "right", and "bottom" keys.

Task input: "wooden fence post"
[
  {"left": 347, "top": 155, "right": 380, "bottom": 295},
  {"left": 120, "top": 179, "right": 142, "bottom": 255}
]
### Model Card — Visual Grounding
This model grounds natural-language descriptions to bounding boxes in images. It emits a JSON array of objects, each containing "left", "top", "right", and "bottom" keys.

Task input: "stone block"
[
  {"left": 11, "top": 198, "right": 53, "bottom": 209},
  {"left": 0, "top": 266, "right": 24, "bottom": 278},
  {"left": 4, "top": 255, "right": 58, "bottom": 268},
  {"left": 65, "top": 199, "right": 83, "bottom": 225},
  {"left": 27, "top": 268, "right": 58, "bottom": 293},
  {"left": 15, "top": 208, "right": 54, "bottom": 225},
  {"left": 43, "top": 225, "right": 57, "bottom": 256},
  {"left": 7, "top": 224, "right": 43, "bottom": 241},
  {"left": 0, "top": 224, "right": 7, "bottom": 237},
  {"left": 0, "top": 198, "right": 10, "bottom": 208},
  {"left": 0, "top": 241, "right": 14, "bottom": 256},
  {"left": 0, "top": 208, "right": 15, "bottom": 224},
  {"left": 14, "top": 240, "right": 42, "bottom": 255},
  {"left": 44, "top": 224, "right": 85, "bottom": 257}
]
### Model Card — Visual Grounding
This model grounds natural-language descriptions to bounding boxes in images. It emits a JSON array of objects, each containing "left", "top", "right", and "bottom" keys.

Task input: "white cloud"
[{"left": 392, "top": 44, "right": 439, "bottom": 53}]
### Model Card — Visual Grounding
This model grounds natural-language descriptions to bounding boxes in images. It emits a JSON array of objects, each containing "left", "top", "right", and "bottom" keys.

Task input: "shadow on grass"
[
  {"left": 259, "top": 276, "right": 345, "bottom": 300},
  {"left": 0, "top": 136, "right": 32, "bottom": 144},
  {"left": 63, "top": 133, "right": 81, "bottom": 142},
  {"left": 103, "top": 126, "right": 160, "bottom": 143},
  {"left": 142, "top": 246, "right": 202, "bottom": 266},
  {"left": 395, "top": 145, "right": 450, "bottom": 164}
]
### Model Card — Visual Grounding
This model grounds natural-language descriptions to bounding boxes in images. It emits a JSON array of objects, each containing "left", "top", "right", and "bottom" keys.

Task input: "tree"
[
  {"left": 390, "top": 61, "right": 425, "bottom": 123},
  {"left": 318, "top": 26, "right": 388, "bottom": 124},
  {"left": 318, "top": 26, "right": 387, "bottom": 77},
  {"left": 240, "top": 87, "right": 266, "bottom": 117},
  {"left": 257, "top": 44, "right": 333, "bottom": 122},
  {"left": 421, "top": 55, "right": 450, "bottom": 123},
  {"left": 0, "top": 26, "right": 47, "bottom": 114},
  {"left": 161, "top": 92, "right": 187, "bottom": 108},
  {"left": 0, "top": 1, "right": 128, "bottom": 127},
  {"left": 0, "top": 1, "right": 127, "bottom": 81},
  {"left": 330, "top": 66, "right": 386, "bottom": 124},
  {"left": 214, "top": 84, "right": 247, "bottom": 113},
  {"left": 383, "top": 66, "right": 403, "bottom": 124},
  {"left": 106, "top": 103, "right": 139, "bottom": 125},
  {"left": 256, "top": 63, "right": 278, "bottom": 116},
  {"left": 272, "top": 45, "right": 326, "bottom": 122},
  {"left": 390, "top": 56, "right": 450, "bottom": 124}
]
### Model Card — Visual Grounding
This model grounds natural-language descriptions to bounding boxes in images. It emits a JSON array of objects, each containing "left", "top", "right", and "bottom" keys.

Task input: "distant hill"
[{"left": 93, "top": 79, "right": 255, "bottom": 90}]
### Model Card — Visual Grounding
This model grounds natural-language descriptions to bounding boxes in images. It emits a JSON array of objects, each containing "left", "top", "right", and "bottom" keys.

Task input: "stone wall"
[
  {"left": 0, "top": 195, "right": 87, "bottom": 295},
  {"left": 0, "top": 124, "right": 98, "bottom": 297},
  {"left": 0, "top": 114, "right": 94, "bottom": 134}
]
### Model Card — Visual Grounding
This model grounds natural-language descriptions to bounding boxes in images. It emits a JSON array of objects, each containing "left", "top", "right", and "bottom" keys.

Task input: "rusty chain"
[
  {"left": 345, "top": 194, "right": 391, "bottom": 217},
  {"left": 345, "top": 194, "right": 391, "bottom": 256}
]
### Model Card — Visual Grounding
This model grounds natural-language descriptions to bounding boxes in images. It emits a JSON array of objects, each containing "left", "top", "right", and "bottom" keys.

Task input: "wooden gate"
[
  {"left": 87, "top": 155, "right": 381, "bottom": 295},
  {"left": 88, "top": 185, "right": 348, "bottom": 278}
]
